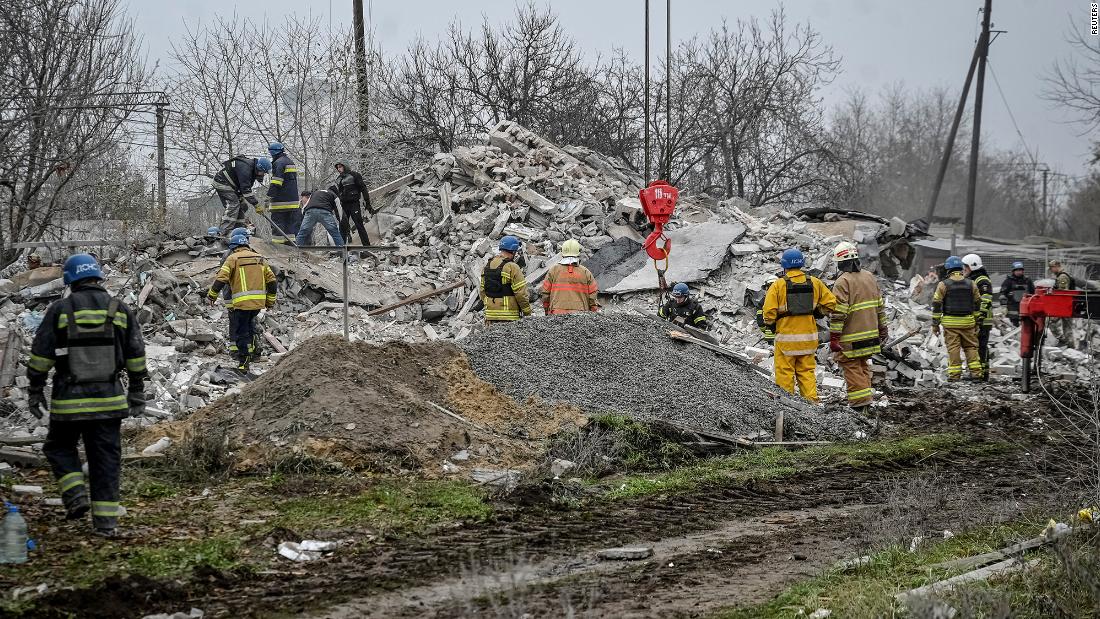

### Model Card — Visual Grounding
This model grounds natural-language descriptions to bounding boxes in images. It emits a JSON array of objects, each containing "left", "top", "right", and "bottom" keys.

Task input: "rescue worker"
[
  {"left": 659, "top": 283, "right": 710, "bottom": 330},
  {"left": 265, "top": 142, "right": 301, "bottom": 244},
  {"left": 212, "top": 154, "right": 271, "bottom": 234},
  {"left": 828, "top": 241, "right": 887, "bottom": 412},
  {"left": 1048, "top": 260, "right": 1077, "bottom": 348},
  {"left": 762, "top": 248, "right": 836, "bottom": 403},
  {"left": 332, "top": 161, "right": 372, "bottom": 244},
  {"left": 755, "top": 276, "right": 779, "bottom": 345},
  {"left": 219, "top": 228, "right": 260, "bottom": 360},
  {"left": 27, "top": 254, "right": 147, "bottom": 537},
  {"left": 480, "top": 235, "right": 532, "bottom": 325},
  {"left": 542, "top": 239, "right": 599, "bottom": 315},
  {"left": 295, "top": 189, "right": 344, "bottom": 247},
  {"left": 962, "top": 254, "right": 994, "bottom": 380},
  {"left": 931, "top": 256, "right": 983, "bottom": 381},
  {"left": 998, "top": 261, "right": 1034, "bottom": 327},
  {"left": 206, "top": 233, "right": 277, "bottom": 371}
]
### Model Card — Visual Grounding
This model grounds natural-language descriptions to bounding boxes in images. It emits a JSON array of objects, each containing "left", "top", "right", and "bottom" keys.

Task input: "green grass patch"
[
  {"left": 273, "top": 479, "right": 491, "bottom": 536},
  {"left": 126, "top": 536, "right": 241, "bottom": 578},
  {"left": 605, "top": 433, "right": 979, "bottom": 500}
]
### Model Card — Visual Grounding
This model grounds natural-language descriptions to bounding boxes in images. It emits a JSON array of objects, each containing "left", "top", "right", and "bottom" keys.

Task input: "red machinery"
[
  {"left": 1019, "top": 285, "right": 1100, "bottom": 392},
  {"left": 639, "top": 180, "right": 679, "bottom": 293}
]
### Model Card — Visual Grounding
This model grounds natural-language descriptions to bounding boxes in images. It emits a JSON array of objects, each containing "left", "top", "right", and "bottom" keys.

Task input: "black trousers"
[
  {"left": 229, "top": 309, "right": 260, "bottom": 363},
  {"left": 977, "top": 325, "right": 992, "bottom": 376},
  {"left": 339, "top": 199, "right": 370, "bottom": 244},
  {"left": 44, "top": 418, "right": 122, "bottom": 529}
]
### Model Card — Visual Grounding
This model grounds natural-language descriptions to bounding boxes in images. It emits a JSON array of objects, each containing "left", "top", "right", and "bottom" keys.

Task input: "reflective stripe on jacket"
[
  {"left": 969, "top": 270, "right": 994, "bottom": 326},
  {"left": 830, "top": 270, "right": 886, "bottom": 358},
  {"left": 267, "top": 152, "right": 300, "bottom": 209},
  {"left": 207, "top": 247, "right": 277, "bottom": 310},
  {"left": 542, "top": 263, "right": 599, "bottom": 314},
  {"left": 659, "top": 297, "right": 709, "bottom": 329},
  {"left": 480, "top": 255, "right": 531, "bottom": 321},
  {"left": 762, "top": 269, "right": 836, "bottom": 357},
  {"left": 932, "top": 273, "right": 980, "bottom": 329}
]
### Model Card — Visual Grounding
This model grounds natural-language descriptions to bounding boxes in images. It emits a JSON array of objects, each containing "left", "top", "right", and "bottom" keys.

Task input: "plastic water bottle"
[{"left": 0, "top": 502, "right": 28, "bottom": 564}]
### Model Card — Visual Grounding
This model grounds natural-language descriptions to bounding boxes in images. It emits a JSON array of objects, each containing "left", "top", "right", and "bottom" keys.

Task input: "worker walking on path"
[
  {"left": 265, "top": 142, "right": 301, "bottom": 244},
  {"left": 660, "top": 283, "right": 710, "bottom": 330},
  {"left": 963, "top": 254, "right": 994, "bottom": 380},
  {"left": 762, "top": 248, "right": 836, "bottom": 404},
  {"left": 480, "top": 235, "right": 532, "bottom": 325},
  {"left": 999, "top": 261, "right": 1034, "bottom": 327},
  {"left": 212, "top": 155, "right": 271, "bottom": 234},
  {"left": 206, "top": 233, "right": 277, "bottom": 372},
  {"left": 1048, "top": 260, "right": 1078, "bottom": 348},
  {"left": 828, "top": 242, "right": 887, "bottom": 412},
  {"left": 27, "top": 254, "right": 147, "bottom": 537},
  {"left": 295, "top": 190, "right": 344, "bottom": 247},
  {"left": 931, "top": 256, "right": 983, "bottom": 381},
  {"left": 332, "top": 161, "right": 372, "bottom": 244},
  {"left": 542, "top": 239, "right": 599, "bottom": 315}
]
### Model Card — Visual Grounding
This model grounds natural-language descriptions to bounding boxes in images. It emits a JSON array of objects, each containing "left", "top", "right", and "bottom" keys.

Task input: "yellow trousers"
[
  {"left": 774, "top": 353, "right": 818, "bottom": 403},
  {"left": 835, "top": 354, "right": 873, "bottom": 406},
  {"left": 943, "top": 326, "right": 981, "bottom": 380}
]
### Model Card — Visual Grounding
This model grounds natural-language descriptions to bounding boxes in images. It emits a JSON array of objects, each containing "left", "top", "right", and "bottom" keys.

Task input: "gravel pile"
[{"left": 462, "top": 313, "right": 865, "bottom": 440}]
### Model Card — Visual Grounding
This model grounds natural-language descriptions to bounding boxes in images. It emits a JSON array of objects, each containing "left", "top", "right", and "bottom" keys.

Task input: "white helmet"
[
  {"left": 961, "top": 253, "right": 983, "bottom": 270},
  {"left": 833, "top": 241, "right": 858, "bottom": 262}
]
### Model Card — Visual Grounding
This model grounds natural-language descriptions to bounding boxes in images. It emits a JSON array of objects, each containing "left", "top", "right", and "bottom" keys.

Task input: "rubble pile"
[{"left": 462, "top": 313, "right": 866, "bottom": 441}]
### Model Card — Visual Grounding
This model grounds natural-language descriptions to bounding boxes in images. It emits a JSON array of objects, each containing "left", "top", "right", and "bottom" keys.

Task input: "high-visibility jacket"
[
  {"left": 267, "top": 152, "right": 300, "bottom": 210},
  {"left": 659, "top": 297, "right": 709, "bottom": 330},
  {"left": 480, "top": 255, "right": 532, "bottom": 322},
  {"left": 968, "top": 269, "right": 994, "bottom": 327},
  {"left": 207, "top": 247, "right": 277, "bottom": 310},
  {"left": 762, "top": 269, "right": 836, "bottom": 357},
  {"left": 830, "top": 269, "right": 886, "bottom": 358},
  {"left": 932, "top": 272, "right": 980, "bottom": 329},
  {"left": 542, "top": 263, "right": 599, "bottom": 314},
  {"left": 27, "top": 282, "right": 147, "bottom": 421}
]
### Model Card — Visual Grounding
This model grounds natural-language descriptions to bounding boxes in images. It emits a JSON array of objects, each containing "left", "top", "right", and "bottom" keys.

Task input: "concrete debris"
[
  {"left": 550, "top": 458, "right": 577, "bottom": 478},
  {"left": 598, "top": 546, "right": 654, "bottom": 560},
  {"left": 140, "top": 610, "right": 204, "bottom": 619},
  {"left": 11, "top": 484, "right": 43, "bottom": 496}
]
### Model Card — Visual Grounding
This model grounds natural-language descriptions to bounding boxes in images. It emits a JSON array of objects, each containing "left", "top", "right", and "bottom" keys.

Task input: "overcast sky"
[{"left": 128, "top": 0, "right": 1095, "bottom": 178}]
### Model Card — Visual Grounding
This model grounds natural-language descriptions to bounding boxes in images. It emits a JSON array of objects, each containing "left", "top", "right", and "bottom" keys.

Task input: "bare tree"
[
  {"left": 0, "top": 0, "right": 149, "bottom": 268},
  {"left": 1044, "top": 19, "right": 1100, "bottom": 140}
]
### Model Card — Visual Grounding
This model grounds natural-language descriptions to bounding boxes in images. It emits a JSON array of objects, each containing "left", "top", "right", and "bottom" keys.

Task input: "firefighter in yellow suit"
[
  {"left": 480, "top": 235, "right": 532, "bottom": 325},
  {"left": 762, "top": 248, "right": 837, "bottom": 404}
]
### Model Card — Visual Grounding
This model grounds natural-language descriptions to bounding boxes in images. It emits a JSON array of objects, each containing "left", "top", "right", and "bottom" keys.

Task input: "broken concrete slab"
[
  {"left": 168, "top": 320, "right": 217, "bottom": 343},
  {"left": 598, "top": 546, "right": 654, "bottom": 561},
  {"left": 601, "top": 223, "right": 747, "bottom": 294}
]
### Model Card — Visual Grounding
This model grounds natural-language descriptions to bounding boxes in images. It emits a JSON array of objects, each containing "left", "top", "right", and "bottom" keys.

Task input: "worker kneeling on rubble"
[
  {"left": 206, "top": 233, "right": 277, "bottom": 372},
  {"left": 480, "top": 235, "right": 532, "bottom": 325},
  {"left": 828, "top": 242, "right": 887, "bottom": 412},
  {"left": 542, "top": 239, "right": 599, "bottom": 315},
  {"left": 27, "top": 254, "right": 147, "bottom": 538},
  {"left": 660, "top": 283, "right": 710, "bottom": 330},
  {"left": 762, "top": 248, "right": 836, "bottom": 404},
  {"left": 931, "top": 256, "right": 983, "bottom": 381}
]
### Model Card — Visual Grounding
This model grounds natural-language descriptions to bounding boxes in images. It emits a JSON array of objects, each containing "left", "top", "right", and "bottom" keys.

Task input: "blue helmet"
[
  {"left": 256, "top": 157, "right": 272, "bottom": 173},
  {"left": 944, "top": 255, "right": 963, "bottom": 271},
  {"left": 231, "top": 227, "right": 249, "bottom": 238},
  {"left": 499, "top": 235, "right": 522, "bottom": 252},
  {"left": 1012, "top": 261, "right": 1025, "bottom": 270},
  {"left": 268, "top": 142, "right": 285, "bottom": 156},
  {"left": 63, "top": 253, "right": 103, "bottom": 285},
  {"left": 206, "top": 226, "right": 220, "bottom": 236},
  {"left": 229, "top": 234, "right": 250, "bottom": 248},
  {"left": 672, "top": 282, "right": 690, "bottom": 297},
  {"left": 780, "top": 248, "right": 805, "bottom": 269}
]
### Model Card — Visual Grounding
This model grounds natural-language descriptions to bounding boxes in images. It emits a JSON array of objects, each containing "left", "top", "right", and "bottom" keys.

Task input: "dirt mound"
[{"left": 154, "top": 335, "right": 583, "bottom": 475}]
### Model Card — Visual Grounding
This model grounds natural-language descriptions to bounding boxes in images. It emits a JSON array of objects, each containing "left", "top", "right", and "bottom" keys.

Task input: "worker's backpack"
[
  {"left": 482, "top": 258, "right": 514, "bottom": 299},
  {"left": 65, "top": 297, "right": 122, "bottom": 384},
  {"left": 942, "top": 277, "right": 976, "bottom": 315},
  {"left": 783, "top": 276, "right": 816, "bottom": 316}
]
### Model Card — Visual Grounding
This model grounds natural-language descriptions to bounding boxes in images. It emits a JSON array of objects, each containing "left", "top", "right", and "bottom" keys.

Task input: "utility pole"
[
  {"left": 924, "top": 43, "right": 979, "bottom": 224},
  {"left": 155, "top": 100, "right": 167, "bottom": 226},
  {"left": 1041, "top": 168, "right": 1049, "bottom": 214},
  {"left": 352, "top": 0, "right": 370, "bottom": 161},
  {"left": 964, "top": 0, "right": 993, "bottom": 239}
]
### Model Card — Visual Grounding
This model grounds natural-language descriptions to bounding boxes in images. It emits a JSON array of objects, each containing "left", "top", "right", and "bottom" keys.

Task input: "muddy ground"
[{"left": 0, "top": 383, "right": 1076, "bottom": 618}]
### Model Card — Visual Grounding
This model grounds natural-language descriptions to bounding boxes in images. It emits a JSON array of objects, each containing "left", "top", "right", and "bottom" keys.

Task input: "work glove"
[
  {"left": 932, "top": 323, "right": 941, "bottom": 336},
  {"left": 829, "top": 333, "right": 843, "bottom": 353},
  {"left": 28, "top": 390, "right": 47, "bottom": 420},
  {"left": 127, "top": 391, "right": 146, "bottom": 418},
  {"left": 206, "top": 295, "right": 217, "bottom": 307},
  {"left": 879, "top": 325, "right": 889, "bottom": 343}
]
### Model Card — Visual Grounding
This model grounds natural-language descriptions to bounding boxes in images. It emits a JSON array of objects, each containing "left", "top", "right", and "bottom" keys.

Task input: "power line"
[{"left": 987, "top": 59, "right": 1037, "bottom": 166}]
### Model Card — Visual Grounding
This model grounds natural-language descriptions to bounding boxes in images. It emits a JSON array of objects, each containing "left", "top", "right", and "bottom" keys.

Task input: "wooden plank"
[
  {"left": 0, "top": 329, "right": 19, "bottom": 388},
  {"left": 668, "top": 330, "right": 772, "bottom": 379},
  {"left": 774, "top": 411, "right": 784, "bottom": 442},
  {"left": 928, "top": 536, "right": 1048, "bottom": 572},
  {"left": 137, "top": 280, "right": 155, "bottom": 308},
  {"left": 895, "top": 558, "right": 1039, "bottom": 604},
  {"left": 663, "top": 421, "right": 754, "bottom": 447},
  {"left": 367, "top": 172, "right": 416, "bottom": 202},
  {"left": 366, "top": 280, "right": 465, "bottom": 317},
  {"left": 263, "top": 332, "right": 288, "bottom": 354},
  {"left": 749, "top": 441, "right": 832, "bottom": 448},
  {"left": 426, "top": 400, "right": 491, "bottom": 434}
]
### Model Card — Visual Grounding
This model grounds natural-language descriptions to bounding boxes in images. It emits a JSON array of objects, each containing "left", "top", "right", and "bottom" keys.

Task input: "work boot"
[
  {"left": 64, "top": 495, "right": 90, "bottom": 521},
  {"left": 92, "top": 527, "right": 119, "bottom": 539}
]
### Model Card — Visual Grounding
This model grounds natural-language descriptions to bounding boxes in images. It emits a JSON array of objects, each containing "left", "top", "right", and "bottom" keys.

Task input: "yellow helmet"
[
  {"left": 833, "top": 241, "right": 858, "bottom": 262},
  {"left": 561, "top": 239, "right": 582, "bottom": 257}
]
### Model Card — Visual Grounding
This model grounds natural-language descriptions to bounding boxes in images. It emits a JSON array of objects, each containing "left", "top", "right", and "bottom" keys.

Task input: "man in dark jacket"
[
  {"left": 27, "top": 254, "right": 147, "bottom": 537},
  {"left": 659, "top": 282, "right": 710, "bottom": 330},
  {"left": 999, "top": 261, "right": 1035, "bottom": 327},
  {"left": 332, "top": 161, "right": 372, "bottom": 244},
  {"left": 963, "top": 254, "right": 994, "bottom": 380},
  {"left": 213, "top": 155, "right": 271, "bottom": 234},
  {"left": 295, "top": 189, "right": 344, "bottom": 247},
  {"left": 266, "top": 142, "right": 301, "bottom": 244}
]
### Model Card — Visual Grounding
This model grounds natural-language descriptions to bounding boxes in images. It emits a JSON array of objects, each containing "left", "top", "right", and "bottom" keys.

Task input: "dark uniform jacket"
[
  {"left": 967, "top": 268, "right": 994, "bottom": 327},
  {"left": 332, "top": 162, "right": 372, "bottom": 211},
  {"left": 659, "top": 297, "right": 709, "bottom": 330},
  {"left": 213, "top": 156, "right": 263, "bottom": 206},
  {"left": 267, "top": 152, "right": 300, "bottom": 210},
  {"left": 999, "top": 274, "right": 1034, "bottom": 314},
  {"left": 305, "top": 188, "right": 339, "bottom": 214},
  {"left": 26, "top": 282, "right": 147, "bottom": 421}
]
